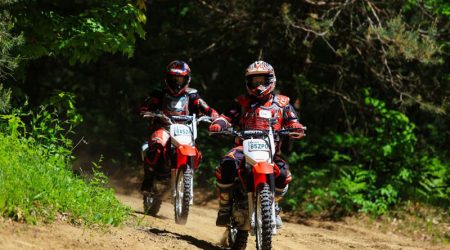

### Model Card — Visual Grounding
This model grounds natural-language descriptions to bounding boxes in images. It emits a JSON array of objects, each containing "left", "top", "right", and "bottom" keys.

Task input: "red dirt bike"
[
  {"left": 212, "top": 119, "right": 305, "bottom": 250},
  {"left": 141, "top": 112, "right": 211, "bottom": 224}
]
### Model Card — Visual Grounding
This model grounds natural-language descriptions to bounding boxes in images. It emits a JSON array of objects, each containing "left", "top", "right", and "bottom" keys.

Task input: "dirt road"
[
  {"left": 1, "top": 183, "right": 448, "bottom": 250},
  {"left": 115, "top": 192, "right": 447, "bottom": 250}
]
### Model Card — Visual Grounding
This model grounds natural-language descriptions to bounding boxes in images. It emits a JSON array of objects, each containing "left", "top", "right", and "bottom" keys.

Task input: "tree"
[
  {"left": 7, "top": 0, "right": 146, "bottom": 64},
  {"left": 0, "top": 0, "right": 23, "bottom": 80}
]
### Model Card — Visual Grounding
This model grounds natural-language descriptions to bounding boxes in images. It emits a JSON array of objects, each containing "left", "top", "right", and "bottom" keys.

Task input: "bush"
[
  {"left": 0, "top": 89, "right": 130, "bottom": 225},
  {"left": 284, "top": 90, "right": 450, "bottom": 217}
]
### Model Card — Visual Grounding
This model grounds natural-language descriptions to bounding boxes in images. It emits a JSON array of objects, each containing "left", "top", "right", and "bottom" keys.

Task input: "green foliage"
[
  {"left": 2, "top": 0, "right": 448, "bottom": 221},
  {"left": 29, "top": 92, "right": 83, "bottom": 158},
  {"left": 285, "top": 90, "right": 449, "bottom": 216},
  {"left": 0, "top": 91, "right": 130, "bottom": 225},
  {"left": 404, "top": 0, "right": 450, "bottom": 19},
  {"left": 417, "top": 157, "right": 450, "bottom": 203},
  {"left": 0, "top": 0, "right": 23, "bottom": 79},
  {"left": 0, "top": 84, "right": 12, "bottom": 113},
  {"left": 8, "top": 0, "right": 146, "bottom": 64},
  {"left": 368, "top": 16, "right": 442, "bottom": 64}
]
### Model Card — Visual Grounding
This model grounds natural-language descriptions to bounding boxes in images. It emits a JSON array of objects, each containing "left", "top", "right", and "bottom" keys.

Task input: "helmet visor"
[
  {"left": 246, "top": 75, "right": 270, "bottom": 90},
  {"left": 167, "top": 75, "right": 187, "bottom": 91}
]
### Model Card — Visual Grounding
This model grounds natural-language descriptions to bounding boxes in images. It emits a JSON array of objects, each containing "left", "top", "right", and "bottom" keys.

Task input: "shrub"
[{"left": 0, "top": 89, "right": 130, "bottom": 225}]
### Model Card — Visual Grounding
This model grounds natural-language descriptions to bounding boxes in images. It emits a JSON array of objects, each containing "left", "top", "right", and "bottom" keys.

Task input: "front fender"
[
  {"left": 252, "top": 162, "right": 274, "bottom": 191},
  {"left": 176, "top": 145, "right": 200, "bottom": 170}
]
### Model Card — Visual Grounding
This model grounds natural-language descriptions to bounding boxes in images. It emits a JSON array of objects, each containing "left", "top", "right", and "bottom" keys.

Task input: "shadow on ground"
[{"left": 139, "top": 227, "right": 224, "bottom": 250}]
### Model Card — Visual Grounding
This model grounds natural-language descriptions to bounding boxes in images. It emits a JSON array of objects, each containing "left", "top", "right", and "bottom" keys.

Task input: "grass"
[
  {"left": 345, "top": 202, "right": 450, "bottom": 245},
  {"left": 0, "top": 132, "right": 130, "bottom": 226}
]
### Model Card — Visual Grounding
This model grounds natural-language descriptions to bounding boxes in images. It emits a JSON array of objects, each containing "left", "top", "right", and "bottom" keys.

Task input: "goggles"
[
  {"left": 247, "top": 75, "right": 269, "bottom": 89},
  {"left": 167, "top": 75, "right": 187, "bottom": 90}
]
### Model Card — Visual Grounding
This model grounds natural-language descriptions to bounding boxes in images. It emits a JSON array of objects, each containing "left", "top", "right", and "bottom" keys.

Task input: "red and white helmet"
[
  {"left": 165, "top": 60, "right": 191, "bottom": 95},
  {"left": 245, "top": 61, "right": 276, "bottom": 99}
]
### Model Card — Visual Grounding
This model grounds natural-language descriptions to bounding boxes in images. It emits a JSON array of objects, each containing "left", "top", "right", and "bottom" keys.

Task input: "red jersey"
[{"left": 215, "top": 94, "right": 301, "bottom": 131}]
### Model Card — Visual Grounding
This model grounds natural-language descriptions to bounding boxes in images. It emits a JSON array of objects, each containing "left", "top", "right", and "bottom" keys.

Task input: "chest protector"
[
  {"left": 238, "top": 95, "right": 289, "bottom": 131},
  {"left": 162, "top": 93, "right": 190, "bottom": 116}
]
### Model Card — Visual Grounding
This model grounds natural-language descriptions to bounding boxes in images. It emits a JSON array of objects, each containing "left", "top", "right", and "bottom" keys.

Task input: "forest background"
[{"left": 0, "top": 0, "right": 449, "bottom": 234}]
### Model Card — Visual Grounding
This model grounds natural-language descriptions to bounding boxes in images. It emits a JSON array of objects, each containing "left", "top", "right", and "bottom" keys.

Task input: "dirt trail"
[
  {"left": 115, "top": 191, "right": 447, "bottom": 250},
  {"left": 1, "top": 178, "right": 448, "bottom": 250}
]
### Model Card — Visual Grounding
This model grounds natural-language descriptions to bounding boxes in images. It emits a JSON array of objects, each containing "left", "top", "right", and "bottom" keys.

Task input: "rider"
[
  {"left": 209, "top": 60, "right": 305, "bottom": 228},
  {"left": 139, "top": 60, "right": 218, "bottom": 205}
]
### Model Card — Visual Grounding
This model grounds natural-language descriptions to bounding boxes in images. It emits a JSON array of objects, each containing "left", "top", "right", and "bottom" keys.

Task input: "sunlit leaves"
[
  {"left": 368, "top": 16, "right": 442, "bottom": 64},
  {"left": 9, "top": 0, "right": 146, "bottom": 64}
]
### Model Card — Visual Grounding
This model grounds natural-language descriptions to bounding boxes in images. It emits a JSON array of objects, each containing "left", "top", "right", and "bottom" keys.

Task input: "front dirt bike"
[
  {"left": 215, "top": 122, "right": 305, "bottom": 250},
  {"left": 143, "top": 112, "right": 210, "bottom": 224}
]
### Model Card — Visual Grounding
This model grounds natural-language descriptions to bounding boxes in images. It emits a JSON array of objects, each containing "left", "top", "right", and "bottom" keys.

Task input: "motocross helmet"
[
  {"left": 245, "top": 60, "right": 276, "bottom": 99},
  {"left": 165, "top": 60, "right": 191, "bottom": 96}
]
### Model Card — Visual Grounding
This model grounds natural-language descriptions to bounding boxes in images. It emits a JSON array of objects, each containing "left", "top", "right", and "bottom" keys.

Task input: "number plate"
[
  {"left": 174, "top": 127, "right": 190, "bottom": 136},
  {"left": 248, "top": 142, "right": 269, "bottom": 151}
]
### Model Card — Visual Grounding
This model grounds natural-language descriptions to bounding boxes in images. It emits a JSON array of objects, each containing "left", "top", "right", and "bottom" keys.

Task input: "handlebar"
[
  {"left": 197, "top": 116, "right": 212, "bottom": 124},
  {"left": 210, "top": 126, "right": 306, "bottom": 138},
  {"left": 141, "top": 112, "right": 211, "bottom": 125}
]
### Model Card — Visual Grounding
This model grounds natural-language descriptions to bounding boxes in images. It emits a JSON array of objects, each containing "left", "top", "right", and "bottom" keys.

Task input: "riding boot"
[
  {"left": 216, "top": 183, "right": 232, "bottom": 227},
  {"left": 142, "top": 145, "right": 162, "bottom": 204},
  {"left": 141, "top": 161, "right": 155, "bottom": 193},
  {"left": 275, "top": 185, "right": 288, "bottom": 229},
  {"left": 141, "top": 159, "right": 156, "bottom": 214}
]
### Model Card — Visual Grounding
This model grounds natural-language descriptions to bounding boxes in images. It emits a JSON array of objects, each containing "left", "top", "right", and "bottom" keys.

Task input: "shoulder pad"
[
  {"left": 186, "top": 87, "right": 198, "bottom": 94},
  {"left": 274, "top": 94, "right": 290, "bottom": 107}
]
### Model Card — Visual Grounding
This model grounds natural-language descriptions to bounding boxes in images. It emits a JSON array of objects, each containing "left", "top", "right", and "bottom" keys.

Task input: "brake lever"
[
  {"left": 198, "top": 116, "right": 212, "bottom": 124},
  {"left": 142, "top": 112, "right": 172, "bottom": 125}
]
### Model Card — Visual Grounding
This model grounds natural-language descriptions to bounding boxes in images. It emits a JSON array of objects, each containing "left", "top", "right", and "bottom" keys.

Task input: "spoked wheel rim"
[
  {"left": 144, "top": 195, "right": 154, "bottom": 209},
  {"left": 175, "top": 169, "right": 184, "bottom": 218},
  {"left": 228, "top": 227, "right": 238, "bottom": 245},
  {"left": 227, "top": 224, "right": 249, "bottom": 250},
  {"left": 255, "top": 192, "right": 263, "bottom": 250},
  {"left": 174, "top": 164, "right": 193, "bottom": 225}
]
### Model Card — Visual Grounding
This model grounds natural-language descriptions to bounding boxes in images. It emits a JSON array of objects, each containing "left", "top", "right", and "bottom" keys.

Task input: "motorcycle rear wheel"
[
  {"left": 143, "top": 192, "right": 162, "bottom": 216},
  {"left": 228, "top": 226, "right": 248, "bottom": 250}
]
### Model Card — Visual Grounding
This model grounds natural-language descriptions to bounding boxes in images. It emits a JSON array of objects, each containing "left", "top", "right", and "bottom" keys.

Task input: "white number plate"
[
  {"left": 174, "top": 127, "right": 191, "bottom": 136},
  {"left": 248, "top": 142, "right": 269, "bottom": 151}
]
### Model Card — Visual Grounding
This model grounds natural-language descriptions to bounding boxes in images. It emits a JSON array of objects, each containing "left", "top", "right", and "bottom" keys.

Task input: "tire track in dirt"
[
  {"left": 0, "top": 185, "right": 447, "bottom": 250},
  {"left": 115, "top": 191, "right": 447, "bottom": 250}
]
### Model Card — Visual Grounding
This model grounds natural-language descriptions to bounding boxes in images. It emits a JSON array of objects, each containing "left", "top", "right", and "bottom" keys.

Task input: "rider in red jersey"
[
  {"left": 209, "top": 60, "right": 305, "bottom": 228},
  {"left": 140, "top": 60, "right": 218, "bottom": 203}
]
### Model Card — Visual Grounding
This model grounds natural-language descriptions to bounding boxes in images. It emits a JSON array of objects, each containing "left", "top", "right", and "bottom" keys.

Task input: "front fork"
[
  {"left": 171, "top": 168, "right": 177, "bottom": 204},
  {"left": 245, "top": 174, "right": 277, "bottom": 235},
  {"left": 170, "top": 156, "right": 194, "bottom": 205}
]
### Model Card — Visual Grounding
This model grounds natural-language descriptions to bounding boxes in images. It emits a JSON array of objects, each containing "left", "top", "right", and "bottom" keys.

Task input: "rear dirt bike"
[
  {"left": 213, "top": 120, "right": 305, "bottom": 250},
  {"left": 142, "top": 112, "right": 210, "bottom": 224}
]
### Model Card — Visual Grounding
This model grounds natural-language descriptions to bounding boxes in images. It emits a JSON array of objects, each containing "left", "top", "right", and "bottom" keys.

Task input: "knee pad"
[
  {"left": 146, "top": 144, "right": 164, "bottom": 166},
  {"left": 275, "top": 159, "right": 292, "bottom": 189}
]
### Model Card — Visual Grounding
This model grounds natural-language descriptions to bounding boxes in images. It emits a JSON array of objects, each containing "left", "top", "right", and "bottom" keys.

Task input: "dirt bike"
[
  {"left": 212, "top": 119, "right": 305, "bottom": 250},
  {"left": 141, "top": 112, "right": 211, "bottom": 225}
]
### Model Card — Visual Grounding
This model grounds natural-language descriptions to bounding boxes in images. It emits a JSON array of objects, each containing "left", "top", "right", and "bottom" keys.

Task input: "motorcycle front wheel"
[
  {"left": 255, "top": 183, "right": 273, "bottom": 250},
  {"left": 174, "top": 159, "right": 193, "bottom": 225}
]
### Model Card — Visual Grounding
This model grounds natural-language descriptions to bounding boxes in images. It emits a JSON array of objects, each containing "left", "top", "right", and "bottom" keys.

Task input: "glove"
[
  {"left": 209, "top": 123, "right": 223, "bottom": 133},
  {"left": 287, "top": 123, "right": 305, "bottom": 139},
  {"left": 210, "top": 110, "right": 219, "bottom": 120}
]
